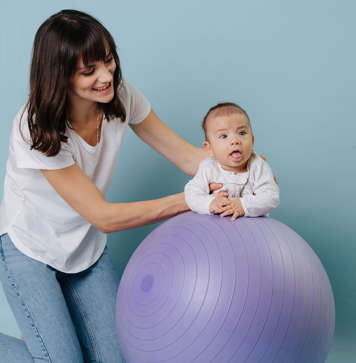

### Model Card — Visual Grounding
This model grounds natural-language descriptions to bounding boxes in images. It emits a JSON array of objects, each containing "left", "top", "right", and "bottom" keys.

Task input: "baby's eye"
[
  {"left": 218, "top": 134, "right": 227, "bottom": 139},
  {"left": 239, "top": 131, "right": 247, "bottom": 136}
]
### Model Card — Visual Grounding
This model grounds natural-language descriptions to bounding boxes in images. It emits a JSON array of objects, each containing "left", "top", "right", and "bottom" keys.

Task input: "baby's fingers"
[
  {"left": 218, "top": 198, "right": 230, "bottom": 207},
  {"left": 220, "top": 208, "right": 233, "bottom": 217},
  {"left": 231, "top": 211, "right": 240, "bottom": 221},
  {"left": 217, "top": 204, "right": 231, "bottom": 214},
  {"left": 216, "top": 190, "right": 229, "bottom": 198}
]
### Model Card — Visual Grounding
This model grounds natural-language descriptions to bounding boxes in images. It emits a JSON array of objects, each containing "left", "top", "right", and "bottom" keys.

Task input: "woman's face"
[{"left": 69, "top": 50, "right": 116, "bottom": 107}]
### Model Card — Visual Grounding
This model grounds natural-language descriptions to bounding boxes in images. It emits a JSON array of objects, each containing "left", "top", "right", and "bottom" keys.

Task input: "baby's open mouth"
[
  {"left": 230, "top": 151, "right": 241, "bottom": 157},
  {"left": 229, "top": 150, "right": 243, "bottom": 161}
]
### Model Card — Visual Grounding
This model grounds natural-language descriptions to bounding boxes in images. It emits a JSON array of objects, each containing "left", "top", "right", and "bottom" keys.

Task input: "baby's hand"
[
  {"left": 208, "top": 182, "right": 228, "bottom": 197},
  {"left": 209, "top": 195, "right": 229, "bottom": 215},
  {"left": 220, "top": 198, "right": 245, "bottom": 221}
]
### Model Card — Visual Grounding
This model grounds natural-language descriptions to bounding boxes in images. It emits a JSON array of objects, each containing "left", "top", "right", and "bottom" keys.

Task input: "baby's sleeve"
[
  {"left": 240, "top": 156, "right": 280, "bottom": 217},
  {"left": 184, "top": 158, "right": 216, "bottom": 215}
]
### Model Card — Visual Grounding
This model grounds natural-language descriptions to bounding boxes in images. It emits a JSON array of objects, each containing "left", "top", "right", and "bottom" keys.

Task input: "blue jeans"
[{"left": 0, "top": 233, "right": 124, "bottom": 362}]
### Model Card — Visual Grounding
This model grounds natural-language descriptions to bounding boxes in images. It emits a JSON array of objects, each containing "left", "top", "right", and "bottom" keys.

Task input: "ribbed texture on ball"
[{"left": 116, "top": 213, "right": 334, "bottom": 363}]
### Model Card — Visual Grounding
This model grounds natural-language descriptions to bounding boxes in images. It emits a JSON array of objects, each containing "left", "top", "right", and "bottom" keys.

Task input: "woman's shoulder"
[
  {"left": 11, "top": 104, "right": 30, "bottom": 141},
  {"left": 13, "top": 104, "right": 28, "bottom": 123},
  {"left": 117, "top": 79, "right": 151, "bottom": 125},
  {"left": 117, "top": 79, "right": 140, "bottom": 101}
]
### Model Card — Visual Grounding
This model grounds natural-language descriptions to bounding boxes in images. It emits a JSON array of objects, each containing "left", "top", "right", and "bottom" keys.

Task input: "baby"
[{"left": 185, "top": 102, "right": 280, "bottom": 220}]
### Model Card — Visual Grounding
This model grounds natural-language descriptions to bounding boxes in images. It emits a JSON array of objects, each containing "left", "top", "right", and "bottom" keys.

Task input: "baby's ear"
[{"left": 203, "top": 141, "right": 213, "bottom": 155}]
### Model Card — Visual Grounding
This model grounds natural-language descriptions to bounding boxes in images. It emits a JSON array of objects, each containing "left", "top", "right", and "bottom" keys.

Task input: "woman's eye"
[
  {"left": 105, "top": 56, "right": 114, "bottom": 64},
  {"left": 82, "top": 68, "right": 95, "bottom": 76}
]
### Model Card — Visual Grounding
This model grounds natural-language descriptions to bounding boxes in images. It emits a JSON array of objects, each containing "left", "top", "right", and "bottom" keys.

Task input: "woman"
[{"left": 0, "top": 9, "right": 210, "bottom": 362}]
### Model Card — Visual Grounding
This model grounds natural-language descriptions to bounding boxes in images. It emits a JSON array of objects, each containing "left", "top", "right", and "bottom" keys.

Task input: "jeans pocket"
[
  {"left": 0, "top": 233, "right": 12, "bottom": 260},
  {"left": 0, "top": 234, "right": 4, "bottom": 261},
  {"left": 0, "top": 234, "right": 30, "bottom": 269}
]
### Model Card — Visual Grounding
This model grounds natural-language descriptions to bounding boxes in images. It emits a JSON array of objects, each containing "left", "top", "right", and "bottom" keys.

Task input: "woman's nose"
[{"left": 97, "top": 64, "right": 113, "bottom": 82}]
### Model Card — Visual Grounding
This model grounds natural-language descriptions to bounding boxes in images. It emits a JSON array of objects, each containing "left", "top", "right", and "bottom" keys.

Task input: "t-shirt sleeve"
[
  {"left": 119, "top": 80, "right": 151, "bottom": 125},
  {"left": 12, "top": 108, "right": 75, "bottom": 170}
]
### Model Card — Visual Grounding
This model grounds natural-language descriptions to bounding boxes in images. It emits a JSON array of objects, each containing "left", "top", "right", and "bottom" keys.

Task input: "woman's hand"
[{"left": 208, "top": 183, "right": 228, "bottom": 197}]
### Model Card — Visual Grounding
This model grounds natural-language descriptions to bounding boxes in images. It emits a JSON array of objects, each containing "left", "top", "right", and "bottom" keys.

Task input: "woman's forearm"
[
  {"left": 42, "top": 165, "right": 189, "bottom": 234},
  {"left": 130, "top": 110, "right": 209, "bottom": 176},
  {"left": 98, "top": 192, "right": 189, "bottom": 233},
  {"left": 183, "top": 145, "right": 209, "bottom": 176}
]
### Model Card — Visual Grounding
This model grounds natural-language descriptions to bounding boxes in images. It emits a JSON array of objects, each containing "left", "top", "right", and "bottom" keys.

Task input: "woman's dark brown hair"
[{"left": 25, "top": 9, "right": 126, "bottom": 156}]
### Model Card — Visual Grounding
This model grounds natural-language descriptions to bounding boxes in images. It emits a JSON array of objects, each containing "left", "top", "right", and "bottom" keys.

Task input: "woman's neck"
[{"left": 68, "top": 100, "right": 99, "bottom": 130}]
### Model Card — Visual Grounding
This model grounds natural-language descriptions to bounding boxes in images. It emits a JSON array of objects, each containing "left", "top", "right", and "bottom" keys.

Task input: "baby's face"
[{"left": 204, "top": 113, "right": 254, "bottom": 173}]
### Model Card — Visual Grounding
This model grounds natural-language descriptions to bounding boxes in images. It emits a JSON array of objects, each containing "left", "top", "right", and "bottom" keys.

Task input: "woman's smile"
[{"left": 92, "top": 83, "right": 112, "bottom": 94}]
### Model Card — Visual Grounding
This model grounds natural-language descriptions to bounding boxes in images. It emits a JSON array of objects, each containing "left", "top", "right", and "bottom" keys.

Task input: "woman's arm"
[
  {"left": 130, "top": 109, "right": 208, "bottom": 176},
  {"left": 41, "top": 164, "right": 188, "bottom": 233}
]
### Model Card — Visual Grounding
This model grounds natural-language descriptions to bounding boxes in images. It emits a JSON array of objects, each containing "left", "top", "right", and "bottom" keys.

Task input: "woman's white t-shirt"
[{"left": 0, "top": 80, "right": 151, "bottom": 273}]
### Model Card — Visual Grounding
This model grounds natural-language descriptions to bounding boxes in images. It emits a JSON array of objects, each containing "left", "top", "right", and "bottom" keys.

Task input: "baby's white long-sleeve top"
[{"left": 184, "top": 155, "right": 280, "bottom": 216}]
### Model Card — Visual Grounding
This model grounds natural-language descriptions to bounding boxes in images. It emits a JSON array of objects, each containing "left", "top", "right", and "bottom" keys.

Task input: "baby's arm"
[
  {"left": 184, "top": 159, "right": 226, "bottom": 214},
  {"left": 240, "top": 156, "right": 280, "bottom": 217}
]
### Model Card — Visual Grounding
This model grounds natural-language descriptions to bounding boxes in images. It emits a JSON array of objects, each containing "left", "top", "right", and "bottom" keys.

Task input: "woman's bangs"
[{"left": 81, "top": 29, "right": 109, "bottom": 67}]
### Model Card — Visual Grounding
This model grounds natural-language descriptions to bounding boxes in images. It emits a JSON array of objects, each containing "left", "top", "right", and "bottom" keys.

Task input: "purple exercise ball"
[{"left": 116, "top": 212, "right": 335, "bottom": 363}]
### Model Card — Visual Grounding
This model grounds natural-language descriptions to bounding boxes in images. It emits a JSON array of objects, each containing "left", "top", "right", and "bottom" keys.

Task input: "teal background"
[{"left": 1, "top": 1, "right": 355, "bottom": 361}]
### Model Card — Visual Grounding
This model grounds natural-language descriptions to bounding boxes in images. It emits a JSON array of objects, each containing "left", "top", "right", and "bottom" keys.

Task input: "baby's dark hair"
[{"left": 202, "top": 102, "right": 251, "bottom": 139}]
